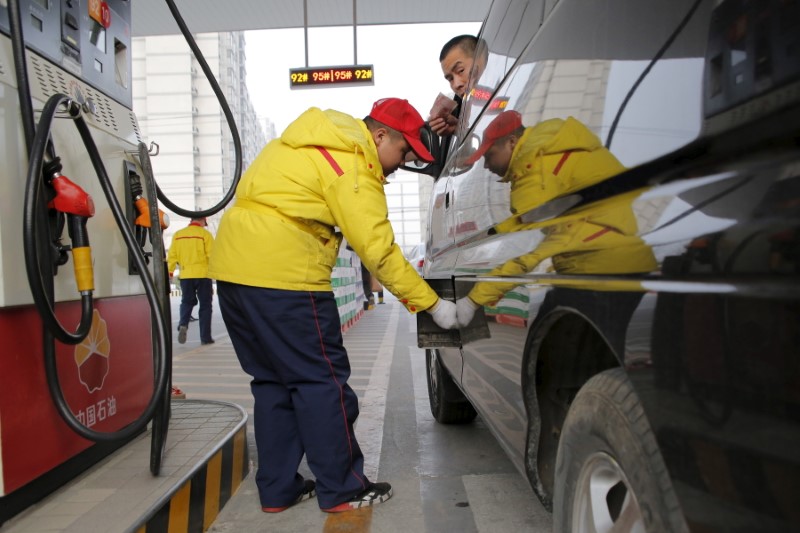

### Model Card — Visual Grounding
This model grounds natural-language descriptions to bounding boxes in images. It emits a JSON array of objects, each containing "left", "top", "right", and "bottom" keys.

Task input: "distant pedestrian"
[
  {"left": 361, "top": 261, "right": 374, "bottom": 309},
  {"left": 209, "top": 98, "right": 459, "bottom": 514},
  {"left": 372, "top": 275, "right": 385, "bottom": 304},
  {"left": 168, "top": 217, "right": 215, "bottom": 345}
]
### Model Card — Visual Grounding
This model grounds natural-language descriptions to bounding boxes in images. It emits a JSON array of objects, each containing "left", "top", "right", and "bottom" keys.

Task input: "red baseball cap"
[
  {"left": 369, "top": 98, "right": 434, "bottom": 163},
  {"left": 466, "top": 110, "right": 523, "bottom": 165}
]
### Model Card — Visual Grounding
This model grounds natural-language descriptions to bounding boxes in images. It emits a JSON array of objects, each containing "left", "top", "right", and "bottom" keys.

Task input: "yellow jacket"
[
  {"left": 468, "top": 208, "right": 658, "bottom": 305},
  {"left": 208, "top": 107, "right": 438, "bottom": 314},
  {"left": 167, "top": 222, "right": 213, "bottom": 279},
  {"left": 503, "top": 116, "right": 625, "bottom": 220},
  {"left": 468, "top": 119, "right": 656, "bottom": 305}
]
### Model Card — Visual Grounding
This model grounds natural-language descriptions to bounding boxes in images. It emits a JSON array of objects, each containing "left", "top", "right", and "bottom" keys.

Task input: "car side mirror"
[
  {"left": 400, "top": 123, "right": 444, "bottom": 178},
  {"left": 443, "top": 133, "right": 481, "bottom": 178}
]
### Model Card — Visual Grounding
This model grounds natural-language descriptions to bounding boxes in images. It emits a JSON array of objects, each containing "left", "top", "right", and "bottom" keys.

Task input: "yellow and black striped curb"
[{"left": 134, "top": 425, "right": 249, "bottom": 533}]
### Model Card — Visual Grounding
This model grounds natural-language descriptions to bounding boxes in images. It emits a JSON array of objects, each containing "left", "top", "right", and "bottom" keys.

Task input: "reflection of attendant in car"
[{"left": 456, "top": 111, "right": 657, "bottom": 326}]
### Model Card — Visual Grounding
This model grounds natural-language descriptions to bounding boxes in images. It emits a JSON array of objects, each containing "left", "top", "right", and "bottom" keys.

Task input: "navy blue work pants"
[
  {"left": 179, "top": 277, "right": 214, "bottom": 343},
  {"left": 216, "top": 281, "right": 370, "bottom": 509}
]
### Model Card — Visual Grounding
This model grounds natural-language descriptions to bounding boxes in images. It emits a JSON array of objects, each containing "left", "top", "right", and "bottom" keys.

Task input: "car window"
[
  {"left": 460, "top": 0, "right": 545, "bottom": 134},
  {"left": 450, "top": 0, "right": 714, "bottom": 242}
]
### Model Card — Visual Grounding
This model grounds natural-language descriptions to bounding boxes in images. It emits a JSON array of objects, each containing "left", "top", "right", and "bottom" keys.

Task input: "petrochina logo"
[{"left": 74, "top": 310, "right": 111, "bottom": 393}]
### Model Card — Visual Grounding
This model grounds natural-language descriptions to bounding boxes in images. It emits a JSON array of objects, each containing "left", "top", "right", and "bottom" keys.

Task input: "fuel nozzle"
[
  {"left": 44, "top": 157, "right": 95, "bottom": 294},
  {"left": 134, "top": 196, "right": 170, "bottom": 229},
  {"left": 129, "top": 173, "right": 169, "bottom": 229}
]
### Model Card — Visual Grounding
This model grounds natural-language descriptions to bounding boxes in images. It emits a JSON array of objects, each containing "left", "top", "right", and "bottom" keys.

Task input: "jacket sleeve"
[
  {"left": 167, "top": 239, "right": 179, "bottom": 273},
  {"left": 204, "top": 230, "right": 213, "bottom": 263},
  {"left": 468, "top": 222, "right": 578, "bottom": 305},
  {"left": 323, "top": 164, "right": 438, "bottom": 314}
]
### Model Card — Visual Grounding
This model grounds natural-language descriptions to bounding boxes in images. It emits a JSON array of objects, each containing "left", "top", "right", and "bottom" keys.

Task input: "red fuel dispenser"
[
  {"left": 0, "top": 0, "right": 167, "bottom": 521},
  {"left": 0, "top": 0, "right": 242, "bottom": 523}
]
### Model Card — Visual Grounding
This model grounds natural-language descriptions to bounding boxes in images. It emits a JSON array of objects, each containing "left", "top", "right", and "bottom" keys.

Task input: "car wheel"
[
  {"left": 426, "top": 349, "right": 477, "bottom": 424},
  {"left": 553, "top": 368, "right": 688, "bottom": 533}
]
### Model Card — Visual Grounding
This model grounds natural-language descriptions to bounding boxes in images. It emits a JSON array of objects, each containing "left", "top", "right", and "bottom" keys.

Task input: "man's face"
[
  {"left": 483, "top": 136, "right": 516, "bottom": 177},
  {"left": 376, "top": 130, "right": 414, "bottom": 177},
  {"left": 440, "top": 46, "right": 475, "bottom": 98}
]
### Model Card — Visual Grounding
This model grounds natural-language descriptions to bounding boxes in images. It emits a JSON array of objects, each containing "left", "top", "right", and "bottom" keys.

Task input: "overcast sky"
[{"left": 244, "top": 22, "right": 481, "bottom": 135}]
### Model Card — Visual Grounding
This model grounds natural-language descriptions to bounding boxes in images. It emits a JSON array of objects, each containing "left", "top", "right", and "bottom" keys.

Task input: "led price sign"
[
  {"left": 289, "top": 65, "right": 375, "bottom": 89},
  {"left": 469, "top": 85, "right": 510, "bottom": 113}
]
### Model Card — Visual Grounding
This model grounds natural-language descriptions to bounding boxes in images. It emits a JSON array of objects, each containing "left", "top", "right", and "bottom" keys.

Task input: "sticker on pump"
[{"left": 88, "top": 0, "right": 111, "bottom": 28}]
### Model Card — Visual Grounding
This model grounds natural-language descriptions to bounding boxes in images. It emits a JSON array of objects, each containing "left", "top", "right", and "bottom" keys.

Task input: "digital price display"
[
  {"left": 470, "top": 85, "right": 510, "bottom": 113},
  {"left": 289, "top": 65, "right": 375, "bottom": 89}
]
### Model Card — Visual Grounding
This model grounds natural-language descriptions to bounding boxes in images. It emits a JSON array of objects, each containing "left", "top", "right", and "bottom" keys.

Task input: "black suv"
[{"left": 415, "top": 0, "right": 800, "bottom": 531}]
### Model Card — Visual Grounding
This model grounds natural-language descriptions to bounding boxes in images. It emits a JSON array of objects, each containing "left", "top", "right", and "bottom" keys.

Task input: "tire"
[
  {"left": 553, "top": 368, "right": 688, "bottom": 533},
  {"left": 426, "top": 349, "right": 477, "bottom": 424}
]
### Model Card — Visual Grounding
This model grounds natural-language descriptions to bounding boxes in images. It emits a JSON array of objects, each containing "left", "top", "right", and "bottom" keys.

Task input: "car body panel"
[{"left": 420, "top": 0, "right": 800, "bottom": 529}]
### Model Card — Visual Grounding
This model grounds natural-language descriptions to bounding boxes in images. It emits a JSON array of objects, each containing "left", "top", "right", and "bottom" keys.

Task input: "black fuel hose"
[
  {"left": 24, "top": 94, "right": 170, "bottom": 442},
  {"left": 7, "top": 0, "right": 35, "bottom": 152},
  {"left": 139, "top": 141, "right": 173, "bottom": 474},
  {"left": 153, "top": 0, "right": 242, "bottom": 219},
  {"left": 23, "top": 102, "right": 94, "bottom": 344}
]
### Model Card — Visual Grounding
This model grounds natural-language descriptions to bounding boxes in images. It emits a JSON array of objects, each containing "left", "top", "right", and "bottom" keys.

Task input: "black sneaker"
[
  {"left": 262, "top": 479, "right": 316, "bottom": 513},
  {"left": 322, "top": 482, "right": 392, "bottom": 513},
  {"left": 177, "top": 325, "right": 187, "bottom": 344}
]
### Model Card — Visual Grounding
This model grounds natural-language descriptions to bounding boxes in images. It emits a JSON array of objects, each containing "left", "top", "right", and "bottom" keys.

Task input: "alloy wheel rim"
[{"left": 572, "top": 451, "right": 645, "bottom": 533}]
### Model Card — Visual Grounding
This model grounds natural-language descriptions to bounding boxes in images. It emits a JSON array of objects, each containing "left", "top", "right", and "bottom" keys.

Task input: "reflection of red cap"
[
  {"left": 369, "top": 98, "right": 434, "bottom": 162},
  {"left": 466, "top": 110, "right": 523, "bottom": 164}
]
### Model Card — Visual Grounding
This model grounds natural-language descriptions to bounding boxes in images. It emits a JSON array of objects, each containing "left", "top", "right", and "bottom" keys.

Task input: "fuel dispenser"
[{"left": 0, "top": 0, "right": 240, "bottom": 523}]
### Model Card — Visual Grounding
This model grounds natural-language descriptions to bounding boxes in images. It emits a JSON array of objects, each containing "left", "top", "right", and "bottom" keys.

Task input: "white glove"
[
  {"left": 456, "top": 297, "right": 480, "bottom": 327},
  {"left": 427, "top": 299, "right": 458, "bottom": 330}
]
